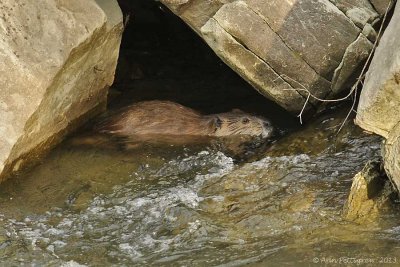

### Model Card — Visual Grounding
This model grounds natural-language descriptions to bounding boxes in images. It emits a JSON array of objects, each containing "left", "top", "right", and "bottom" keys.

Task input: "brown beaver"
[{"left": 95, "top": 100, "right": 274, "bottom": 140}]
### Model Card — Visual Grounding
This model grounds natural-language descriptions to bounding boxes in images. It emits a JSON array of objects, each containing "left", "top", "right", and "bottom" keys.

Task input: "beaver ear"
[{"left": 231, "top": 108, "right": 245, "bottom": 114}]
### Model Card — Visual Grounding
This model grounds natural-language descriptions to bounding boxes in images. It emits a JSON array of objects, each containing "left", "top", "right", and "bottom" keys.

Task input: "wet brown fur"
[{"left": 95, "top": 100, "right": 273, "bottom": 139}]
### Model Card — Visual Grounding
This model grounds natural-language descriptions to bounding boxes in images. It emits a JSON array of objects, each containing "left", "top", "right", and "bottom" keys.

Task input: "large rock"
[
  {"left": 355, "top": 1, "right": 400, "bottom": 195},
  {"left": 0, "top": 0, "right": 123, "bottom": 181},
  {"left": 161, "top": 0, "right": 377, "bottom": 114},
  {"left": 356, "top": 1, "right": 400, "bottom": 138}
]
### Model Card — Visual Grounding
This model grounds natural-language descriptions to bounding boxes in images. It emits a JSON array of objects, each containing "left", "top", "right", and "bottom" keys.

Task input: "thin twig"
[
  {"left": 298, "top": 92, "right": 310, "bottom": 124},
  {"left": 281, "top": 0, "right": 393, "bottom": 127},
  {"left": 338, "top": 80, "right": 358, "bottom": 133},
  {"left": 336, "top": 0, "right": 393, "bottom": 132}
]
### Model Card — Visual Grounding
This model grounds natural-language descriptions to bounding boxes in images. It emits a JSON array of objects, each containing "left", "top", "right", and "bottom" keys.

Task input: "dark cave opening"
[{"left": 113, "top": 0, "right": 299, "bottom": 130}]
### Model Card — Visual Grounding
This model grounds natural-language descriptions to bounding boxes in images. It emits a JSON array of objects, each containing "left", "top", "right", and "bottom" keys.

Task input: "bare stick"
[
  {"left": 297, "top": 91, "right": 310, "bottom": 124},
  {"left": 338, "top": 81, "right": 358, "bottom": 133}
]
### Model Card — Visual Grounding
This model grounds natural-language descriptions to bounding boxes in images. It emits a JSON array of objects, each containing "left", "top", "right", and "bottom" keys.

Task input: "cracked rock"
[{"left": 162, "top": 0, "right": 377, "bottom": 114}]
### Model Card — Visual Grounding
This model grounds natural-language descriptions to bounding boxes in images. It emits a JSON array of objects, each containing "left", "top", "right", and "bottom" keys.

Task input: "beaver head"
[{"left": 209, "top": 109, "right": 274, "bottom": 138}]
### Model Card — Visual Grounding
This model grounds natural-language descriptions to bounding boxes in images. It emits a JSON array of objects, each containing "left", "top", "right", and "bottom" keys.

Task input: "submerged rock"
[
  {"left": 161, "top": 0, "right": 377, "bottom": 114},
  {"left": 343, "top": 161, "right": 395, "bottom": 223},
  {"left": 0, "top": 0, "right": 123, "bottom": 181}
]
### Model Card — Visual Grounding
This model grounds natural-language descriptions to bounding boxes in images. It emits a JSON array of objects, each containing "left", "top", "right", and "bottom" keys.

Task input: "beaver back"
[{"left": 96, "top": 101, "right": 214, "bottom": 137}]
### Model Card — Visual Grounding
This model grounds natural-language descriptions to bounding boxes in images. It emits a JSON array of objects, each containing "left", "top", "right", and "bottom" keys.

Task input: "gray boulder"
[
  {"left": 370, "top": 0, "right": 393, "bottom": 16},
  {"left": 161, "top": 0, "right": 377, "bottom": 114},
  {"left": 0, "top": 0, "right": 123, "bottom": 180}
]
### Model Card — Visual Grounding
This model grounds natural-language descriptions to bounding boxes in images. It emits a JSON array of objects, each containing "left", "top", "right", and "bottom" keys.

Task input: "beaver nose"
[
  {"left": 263, "top": 121, "right": 272, "bottom": 129},
  {"left": 263, "top": 121, "right": 274, "bottom": 136}
]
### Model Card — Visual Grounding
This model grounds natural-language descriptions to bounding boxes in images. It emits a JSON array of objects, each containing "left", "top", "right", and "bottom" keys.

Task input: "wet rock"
[
  {"left": 0, "top": 0, "right": 123, "bottom": 181},
  {"left": 356, "top": 1, "right": 400, "bottom": 138},
  {"left": 343, "top": 161, "right": 395, "bottom": 222},
  {"left": 161, "top": 0, "right": 376, "bottom": 114}
]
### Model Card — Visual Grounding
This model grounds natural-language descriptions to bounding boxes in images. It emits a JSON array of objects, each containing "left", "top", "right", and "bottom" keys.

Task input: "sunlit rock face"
[
  {"left": 161, "top": 0, "right": 378, "bottom": 114},
  {"left": 384, "top": 123, "right": 400, "bottom": 197},
  {"left": 354, "top": 1, "right": 400, "bottom": 195},
  {"left": 356, "top": 1, "right": 400, "bottom": 138},
  {"left": 343, "top": 161, "right": 394, "bottom": 223},
  {"left": 0, "top": 0, "right": 123, "bottom": 181}
]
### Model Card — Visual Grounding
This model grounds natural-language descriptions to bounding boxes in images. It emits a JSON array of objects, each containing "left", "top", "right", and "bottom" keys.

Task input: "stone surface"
[
  {"left": 384, "top": 122, "right": 400, "bottom": 197},
  {"left": 370, "top": 0, "right": 392, "bottom": 16},
  {"left": 356, "top": 1, "right": 400, "bottom": 138},
  {"left": 201, "top": 12, "right": 311, "bottom": 113},
  {"left": 343, "top": 161, "right": 394, "bottom": 222},
  {"left": 0, "top": 0, "right": 123, "bottom": 181},
  {"left": 331, "top": 34, "right": 373, "bottom": 93},
  {"left": 247, "top": 0, "right": 359, "bottom": 80},
  {"left": 161, "top": 0, "right": 377, "bottom": 114},
  {"left": 210, "top": 1, "right": 331, "bottom": 99},
  {"left": 330, "top": 0, "right": 379, "bottom": 28}
]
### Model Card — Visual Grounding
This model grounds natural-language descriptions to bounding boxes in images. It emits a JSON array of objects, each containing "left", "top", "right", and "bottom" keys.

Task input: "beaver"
[{"left": 95, "top": 100, "right": 274, "bottom": 140}]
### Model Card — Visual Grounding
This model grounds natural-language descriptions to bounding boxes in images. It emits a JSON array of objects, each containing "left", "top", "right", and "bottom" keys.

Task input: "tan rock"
[
  {"left": 384, "top": 122, "right": 400, "bottom": 197},
  {"left": 0, "top": 0, "right": 123, "bottom": 181},
  {"left": 356, "top": 1, "right": 400, "bottom": 138},
  {"left": 343, "top": 161, "right": 394, "bottom": 222}
]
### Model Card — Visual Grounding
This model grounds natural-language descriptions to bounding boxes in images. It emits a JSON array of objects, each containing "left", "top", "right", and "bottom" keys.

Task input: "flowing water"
[{"left": 0, "top": 108, "right": 399, "bottom": 266}]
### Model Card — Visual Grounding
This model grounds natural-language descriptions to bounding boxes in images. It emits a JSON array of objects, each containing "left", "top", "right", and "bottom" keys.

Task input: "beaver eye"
[{"left": 242, "top": 118, "right": 250, "bottom": 124}]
